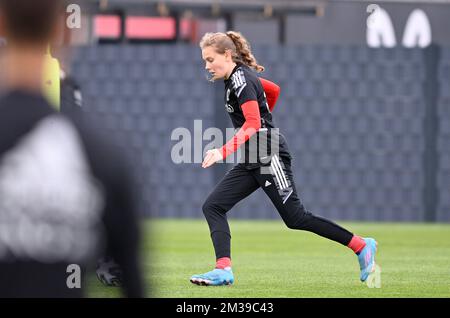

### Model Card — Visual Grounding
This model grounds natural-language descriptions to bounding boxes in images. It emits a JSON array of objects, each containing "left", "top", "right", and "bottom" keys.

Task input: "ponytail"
[
  {"left": 226, "top": 31, "right": 264, "bottom": 73},
  {"left": 200, "top": 31, "right": 264, "bottom": 73}
]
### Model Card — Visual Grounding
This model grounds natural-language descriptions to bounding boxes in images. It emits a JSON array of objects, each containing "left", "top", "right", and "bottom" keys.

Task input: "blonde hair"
[{"left": 199, "top": 31, "right": 265, "bottom": 73}]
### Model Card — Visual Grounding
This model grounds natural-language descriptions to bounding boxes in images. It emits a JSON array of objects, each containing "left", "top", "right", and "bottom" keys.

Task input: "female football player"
[{"left": 190, "top": 31, "right": 380, "bottom": 287}]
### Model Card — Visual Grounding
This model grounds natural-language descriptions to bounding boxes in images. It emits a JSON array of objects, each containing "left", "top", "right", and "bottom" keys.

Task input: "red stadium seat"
[
  {"left": 94, "top": 15, "right": 121, "bottom": 39},
  {"left": 126, "top": 17, "right": 176, "bottom": 40}
]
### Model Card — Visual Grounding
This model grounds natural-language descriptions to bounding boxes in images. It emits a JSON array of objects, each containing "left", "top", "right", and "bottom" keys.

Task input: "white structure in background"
[
  {"left": 366, "top": 6, "right": 432, "bottom": 48},
  {"left": 402, "top": 9, "right": 432, "bottom": 48},
  {"left": 366, "top": 5, "right": 397, "bottom": 48}
]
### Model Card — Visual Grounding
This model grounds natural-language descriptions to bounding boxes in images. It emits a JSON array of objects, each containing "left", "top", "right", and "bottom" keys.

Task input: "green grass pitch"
[{"left": 87, "top": 219, "right": 450, "bottom": 298}]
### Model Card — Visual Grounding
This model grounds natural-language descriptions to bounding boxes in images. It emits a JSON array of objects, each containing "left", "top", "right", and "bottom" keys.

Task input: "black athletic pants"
[{"left": 202, "top": 155, "right": 354, "bottom": 259}]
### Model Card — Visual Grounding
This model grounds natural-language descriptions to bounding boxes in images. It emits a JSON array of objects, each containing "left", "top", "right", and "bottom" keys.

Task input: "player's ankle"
[
  {"left": 348, "top": 235, "right": 366, "bottom": 254},
  {"left": 215, "top": 257, "right": 231, "bottom": 269}
]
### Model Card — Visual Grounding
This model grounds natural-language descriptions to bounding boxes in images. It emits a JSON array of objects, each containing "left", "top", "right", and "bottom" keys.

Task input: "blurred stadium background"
[
  {"left": 54, "top": 0, "right": 450, "bottom": 223},
  {"left": 15, "top": 0, "right": 449, "bottom": 296}
]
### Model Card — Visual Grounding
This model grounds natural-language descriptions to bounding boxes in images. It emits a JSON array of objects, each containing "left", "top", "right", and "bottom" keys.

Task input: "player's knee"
[
  {"left": 284, "top": 218, "right": 304, "bottom": 230},
  {"left": 202, "top": 197, "right": 227, "bottom": 218},
  {"left": 202, "top": 200, "right": 211, "bottom": 215},
  {"left": 202, "top": 198, "right": 217, "bottom": 216},
  {"left": 283, "top": 206, "right": 310, "bottom": 230}
]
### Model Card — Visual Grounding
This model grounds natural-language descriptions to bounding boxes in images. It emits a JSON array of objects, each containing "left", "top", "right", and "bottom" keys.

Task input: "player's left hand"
[{"left": 202, "top": 149, "right": 223, "bottom": 168}]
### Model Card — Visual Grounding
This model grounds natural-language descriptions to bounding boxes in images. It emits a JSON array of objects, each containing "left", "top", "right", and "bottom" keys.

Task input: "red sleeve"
[
  {"left": 221, "top": 100, "right": 261, "bottom": 159},
  {"left": 259, "top": 77, "right": 280, "bottom": 112}
]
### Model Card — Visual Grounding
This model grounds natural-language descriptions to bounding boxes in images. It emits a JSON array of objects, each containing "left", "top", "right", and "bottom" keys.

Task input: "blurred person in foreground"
[{"left": 0, "top": 0, "right": 143, "bottom": 297}]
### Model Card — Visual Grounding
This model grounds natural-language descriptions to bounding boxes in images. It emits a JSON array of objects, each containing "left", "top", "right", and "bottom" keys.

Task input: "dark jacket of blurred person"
[
  {"left": 60, "top": 69, "right": 83, "bottom": 114},
  {"left": 0, "top": 0, "right": 144, "bottom": 297}
]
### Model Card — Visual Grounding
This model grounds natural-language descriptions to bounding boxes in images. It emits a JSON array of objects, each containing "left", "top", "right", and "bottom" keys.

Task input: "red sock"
[
  {"left": 348, "top": 235, "right": 366, "bottom": 254},
  {"left": 215, "top": 257, "right": 231, "bottom": 269}
]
